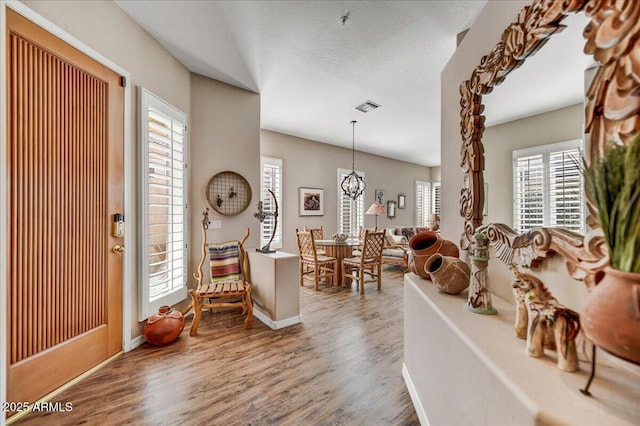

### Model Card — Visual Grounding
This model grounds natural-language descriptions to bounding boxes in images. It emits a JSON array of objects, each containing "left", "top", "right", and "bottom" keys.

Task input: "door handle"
[{"left": 112, "top": 245, "right": 125, "bottom": 254}]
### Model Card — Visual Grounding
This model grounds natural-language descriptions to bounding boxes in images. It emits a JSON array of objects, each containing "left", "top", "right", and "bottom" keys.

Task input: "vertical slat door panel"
[
  {"left": 8, "top": 33, "right": 107, "bottom": 363},
  {"left": 6, "top": 9, "right": 124, "bottom": 408}
]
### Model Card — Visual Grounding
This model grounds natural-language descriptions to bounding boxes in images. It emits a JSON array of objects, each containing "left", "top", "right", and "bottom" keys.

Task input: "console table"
[
  {"left": 403, "top": 273, "right": 640, "bottom": 425},
  {"left": 248, "top": 251, "right": 301, "bottom": 330}
]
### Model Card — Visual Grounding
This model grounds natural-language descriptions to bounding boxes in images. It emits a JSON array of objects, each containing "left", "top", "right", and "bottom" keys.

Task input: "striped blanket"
[{"left": 209, "top": 242, "right": 241, "bottom": 282}]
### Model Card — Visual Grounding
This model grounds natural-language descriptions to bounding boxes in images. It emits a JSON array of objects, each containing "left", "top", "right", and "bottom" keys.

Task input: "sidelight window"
[{"left": 138, "top": 88, "right": 188, "bottom": 320}]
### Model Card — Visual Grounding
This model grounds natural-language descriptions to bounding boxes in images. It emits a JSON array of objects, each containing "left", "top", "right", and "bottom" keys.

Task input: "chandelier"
[{"left": 341, "top": 120, "right": 366, "bottom": 200}]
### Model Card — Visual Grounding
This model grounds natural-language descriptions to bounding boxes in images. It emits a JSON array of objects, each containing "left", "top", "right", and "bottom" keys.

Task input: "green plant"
[{"left": 583, "top": 136, "right": 640, "bottom": 273}]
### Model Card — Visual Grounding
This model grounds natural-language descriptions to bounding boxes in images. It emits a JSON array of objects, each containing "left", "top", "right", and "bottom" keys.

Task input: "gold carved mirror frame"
[{"left": 459, "top": 0, "right": 640, "bottom": 288}]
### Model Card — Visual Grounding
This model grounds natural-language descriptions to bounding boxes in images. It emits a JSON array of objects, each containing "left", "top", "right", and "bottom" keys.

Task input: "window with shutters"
[
  {"left": 513, "top": 140, "right": 584, "bottom": 234},
  {"left": 337, "top": 168, "right": 365, "bottom": 237},
  {"left": 432, "top": 181, "right": 441, "bottom": 218},
  {"left": 260, "top": 157, "right": 282, "bottom": 249},
  {"left": 415, "top": 180, "right": 431, "bottom": 227},
  {"left": 138, "top": 88, "right": 188, "bottom": 320}
]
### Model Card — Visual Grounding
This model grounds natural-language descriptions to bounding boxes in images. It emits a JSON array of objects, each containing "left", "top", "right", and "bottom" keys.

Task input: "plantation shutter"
[
  {"left": 139, "top": 88, "right": 188, "bottom": 320},
  {"left": 513, "top": 153, "right": 545, "bottom": 232},
  {"left": 549, "top": 147, "right": 583, "bottom": 233},
  {"left": 338, "top": 168, "right": 365, "bottom": 236},
  {"left": 415, "top": 180, "right": 431, "bottom": 227},
  {"left": 512, "top": 140, "right": 583, "bottom": 234},
  {"left": 260, "top": 157, "right": 283, "bottom": 249},
  {"left": 432, "top": 181, "right": 442, "bottom": 217}
]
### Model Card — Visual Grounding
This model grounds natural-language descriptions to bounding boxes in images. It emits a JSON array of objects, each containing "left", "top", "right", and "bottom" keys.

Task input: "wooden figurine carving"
[{"left": 511, "top": 266, "right": 581, "bottom": 372}]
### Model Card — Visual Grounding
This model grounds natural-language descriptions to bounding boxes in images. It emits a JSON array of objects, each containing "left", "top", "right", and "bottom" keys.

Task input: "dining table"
[{"left": 314, "top": 238, "right": 361, "bottom": 286}]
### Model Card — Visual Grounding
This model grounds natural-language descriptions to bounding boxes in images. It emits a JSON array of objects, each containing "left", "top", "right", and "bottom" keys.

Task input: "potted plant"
[{"left": 581, "top": 136, "right": 640, "bottom": 364}]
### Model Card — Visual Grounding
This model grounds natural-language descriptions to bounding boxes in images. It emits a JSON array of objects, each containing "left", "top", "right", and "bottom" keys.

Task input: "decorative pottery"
[
  {"left": 408, "top": 231, "right": 459, "bottom": 279},
  {"left": 581, "top": 267, "right": 640, "bottom": 365},
  {"left": 143, "top": 305, "right": 185, "bottom": 345},
  {"left": 424, "top": 254, "right": 470, "bottom": 295}
]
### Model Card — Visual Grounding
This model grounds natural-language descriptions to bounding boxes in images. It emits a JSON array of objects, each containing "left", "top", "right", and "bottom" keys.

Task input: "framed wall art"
[
  {"left": 387, "top": 200, "right": 397, "bottom": 219},
  {"left": 299, "top": 187, "right": 324, "bottom": 216},
  {"left": 398, "top": 193, "right": 406, "bottom": 209},
  {"left": 375, "top": 189, "right": 384, "bottom": 203}
]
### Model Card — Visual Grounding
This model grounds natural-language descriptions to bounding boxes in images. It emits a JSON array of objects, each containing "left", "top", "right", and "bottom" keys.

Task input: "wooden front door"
[{"left": 6, "top": 9, "right": 124, "bottom": 406}]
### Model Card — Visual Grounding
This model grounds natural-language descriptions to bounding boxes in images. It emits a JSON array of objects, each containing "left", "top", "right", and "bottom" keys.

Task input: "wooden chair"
[
  {"left": 381, "top": 230, "right": 410, "bottom": 271},
  {"left": 342, "top": 230, "right": 386, "bottom": 294},
  {"left": 304, "top": 225, "right": 324, "bottom": 241},
  {"left": 355, "top": 226, "right": 377, "bottom": 254},
  {"left": 304, "top": 225, "right": 325, "bottom": 255},
  {"left": 296, "top": 228, "right": 337, "bottom": 290},
  {"left": 188, "top": 208, "right": 253, "bottom": 336}
]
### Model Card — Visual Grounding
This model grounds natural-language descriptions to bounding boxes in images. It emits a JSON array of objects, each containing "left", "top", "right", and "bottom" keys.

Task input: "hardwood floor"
[{"left": 15, "top": 268, "right": 418, "bottom": 425}]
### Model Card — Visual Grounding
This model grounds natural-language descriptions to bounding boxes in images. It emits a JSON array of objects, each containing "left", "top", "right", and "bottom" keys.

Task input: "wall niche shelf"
[{"left": 403, "top": 273, "right": 640, "bottom": 426}]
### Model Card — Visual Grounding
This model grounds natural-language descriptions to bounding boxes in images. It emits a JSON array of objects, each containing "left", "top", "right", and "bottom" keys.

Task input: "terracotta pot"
[
  {"left": 409, "top": 232, "right": 459, "bottom": 279},
  {"left": 581, "top": 267, "right": 640, "bottom": 364},
  {"left": 424, "top": 254, "right": 470, "bottom": 295},
  {"left": 143, "top": 306, "right": 185, "bottom": 346}
]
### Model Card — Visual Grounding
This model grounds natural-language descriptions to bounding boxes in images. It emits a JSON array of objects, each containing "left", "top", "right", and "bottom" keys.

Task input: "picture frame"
[
  {"left": 387, "top": 200, "right": 397, "bottom": 219},
  {"left": 299, "top": 187, "right": 324, "bottom": 216},
  {"left": 375, "top": 189, "right": 384, "bottom": 203},
  {"left": 398, "top": 193, "right": 406, "bottom": 209}
]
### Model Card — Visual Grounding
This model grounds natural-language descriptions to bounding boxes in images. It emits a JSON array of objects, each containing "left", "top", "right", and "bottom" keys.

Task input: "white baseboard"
[
  {"left": 253, "top": 307, "right": 301, "bottom": 330},
  {"left": 128, "top": 335, "right": 146, "bottom": 351},
  {"left": 402, "top": 363, "right": 430, "bottom": 426}
]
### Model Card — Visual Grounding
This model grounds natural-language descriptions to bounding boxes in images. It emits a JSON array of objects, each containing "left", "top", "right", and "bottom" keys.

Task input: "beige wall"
[
  {"left": 261, "top": 130, "right": 432, "bottom": 253},
  {"left": 483, "top": 103, "right": 583, "bottom": 226},
  {"left": 441, "top": 1, "right": 591, "bottom": 309},
  {"left": 20, "top": 0, "right": 192, "bottom": 338},
  {"left": 189, "top": 74, "right": 261, "bottom": 278}
]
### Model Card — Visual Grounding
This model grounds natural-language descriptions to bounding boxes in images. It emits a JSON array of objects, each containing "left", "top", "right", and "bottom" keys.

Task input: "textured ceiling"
[{"left": 115, "top": 1, "right": 592, "bottom": 167}]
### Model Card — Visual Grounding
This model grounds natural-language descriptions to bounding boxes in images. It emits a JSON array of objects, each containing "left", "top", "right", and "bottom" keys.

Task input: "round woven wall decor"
[{"left": 206, "top": 171, "right": 252, "bottom": 216}]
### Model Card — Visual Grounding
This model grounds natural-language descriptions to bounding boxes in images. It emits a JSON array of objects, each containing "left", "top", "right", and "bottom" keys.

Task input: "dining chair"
[
  {"left": 342, "top": 229, "right": 386, "bottom": 294},
  {"left": 304, "top": 225, "right": 325, "bottom": 255},
  {"left": 354, "top": 226, "right": 377, "bottom": 255},
  {"left": 296, "top": 228, "right": 337, "bottom": 290}
]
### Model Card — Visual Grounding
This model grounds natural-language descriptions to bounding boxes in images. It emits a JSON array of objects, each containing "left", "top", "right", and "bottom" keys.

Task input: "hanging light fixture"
[{"left": 341, "top": 120, "right": 366, "bottom": 200}]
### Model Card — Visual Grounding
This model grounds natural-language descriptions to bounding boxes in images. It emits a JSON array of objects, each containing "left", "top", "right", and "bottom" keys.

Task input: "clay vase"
[
  {"left": 581, "top": 267, "right": 640, "bottom": 364},
  {"left": 424, "top": 254, "right": 470, "bottom": 295},
  {"left": 409, "top": 232, "right": 460, "bottom": 279},
  {"left": 143, "top": 306, "right": 185, "bottom": 345}
]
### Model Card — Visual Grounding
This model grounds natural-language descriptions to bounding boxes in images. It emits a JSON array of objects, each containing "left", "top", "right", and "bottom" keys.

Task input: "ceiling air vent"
[{"left": 354, "top": 100, "right": 381, "bottom": 113}]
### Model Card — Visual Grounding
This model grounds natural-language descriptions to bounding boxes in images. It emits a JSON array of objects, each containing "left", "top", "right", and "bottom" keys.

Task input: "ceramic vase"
[
  {"left": 424, "top": 254, "right": 470, "bottom": 295},
  {"left": 143, "top": 305, "right": 185, "bottom": 346},
  {"left": 408, "top": 231, "right": 459, "bottom": 279},
  {"left": 581, "top": 267, "right": 640, "bottom": 364}
]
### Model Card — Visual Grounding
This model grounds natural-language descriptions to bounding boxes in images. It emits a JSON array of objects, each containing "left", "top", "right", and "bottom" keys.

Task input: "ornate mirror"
[{"left": 459, "top": 0, "right": 640, "bottom": 288}]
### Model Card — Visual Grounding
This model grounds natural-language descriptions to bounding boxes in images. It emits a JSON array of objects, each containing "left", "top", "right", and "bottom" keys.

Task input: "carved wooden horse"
[{"left": 511, "top": 267, "right": 581, "bottom": 372}]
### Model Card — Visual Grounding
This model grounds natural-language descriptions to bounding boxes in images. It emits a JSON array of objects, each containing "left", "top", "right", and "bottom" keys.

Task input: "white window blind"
[
  {"left": 138, "top": 88, "right": 188, "bottom": 321},
  {"left": 338, "top": 168, "right": 364, "bottom": 236},
  {"left": 432, "top": 181, "right": 442, "bottom": 217},
  {"left": 548, "top": 148, "right": 583, "bottom": 232},
  {"left": 260, "top": 157, "right": 282, "bottom": 249},
  {"left": 416, "top": 180, "right": 431, "bottom": 227},
  {"left": 513, "top": 140, "right": 584, "bottom": 234},
  {"left": 514, "top": 154, "right": 545, "bottom": 231}
]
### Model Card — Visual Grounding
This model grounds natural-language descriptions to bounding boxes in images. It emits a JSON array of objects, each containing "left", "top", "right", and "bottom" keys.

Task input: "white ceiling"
[{"left": 115, "top": 1, "right": 593, "bottom": 167}]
